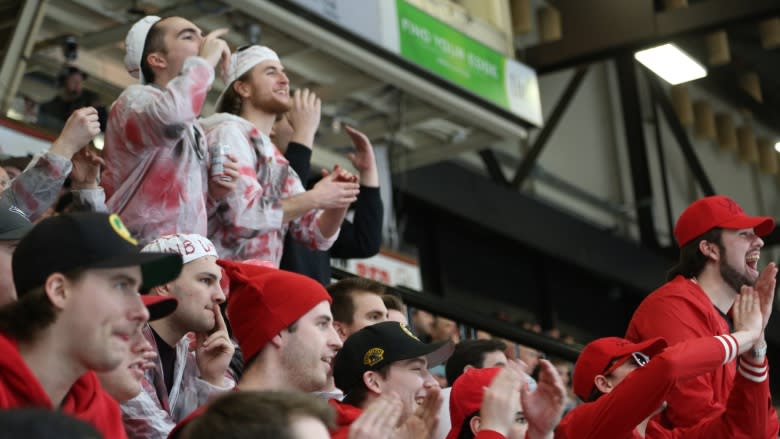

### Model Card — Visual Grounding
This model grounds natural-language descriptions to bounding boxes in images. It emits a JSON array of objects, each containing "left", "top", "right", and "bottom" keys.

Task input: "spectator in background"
[
  {"left": 0, "top": 198, "right": 33, "bottom": 306},
  {"left": 431, "top": 316, "right": 461, "bottom": 344},
  {"left": 330, "top": 321, "right": 453, "bottom": 438},
  {"left": 434, "top": 338, "right": 511, "bottom": 439},
  {"left": 276, "top": 109, "right": 384, "bottom": 285},
  {"left": 122, "top": 234, "right": 235, "bottom": 439},
  {"left": 0, "top": 212, "right": 182, "bottom": 438},
  {"left": 177, "top": 391, "right": 335, "bottom": 439},
  {"left": 557, "top": 289, "right": 770, "bottom": 438},
  {"left": 329, "top": 277, "right": 388, "bottom": 340},
  {"left": 219, "top": 260, "right": 342, "bottom": 393},
  {"left": 548, "top": 358, "right": 576, "bottom": 415},
  {"left": 0, "top": 156, "right": 28, "bottom": 180},
  {"left": 38, "top": 66, "right": 107, "bottom": 132},
  {"left": 0, "top": 167, "right": 9, "bottom": 190},
  {"left": 317, "top": 277, "right": 389, "bottom": 399},
  {"left": 447, "top": 361, "right": 565, "bottom": 439},
  {"left": 383, "top": 293, "right": 408, "bottom": 324},
  {"left": 411, "top": 308, "right": 434, "bottom": 342},
  {"left": 201, "top": 45, "right": 358, "bottom": 267},
  {"left": 97, "top": 295, "right": 177, "bottom": 403},
  {"left": 102, "top": 16, "right": 237, "bottom": 245},
  {"left": 2, "top": 107, "right": 101, "bottom": 221},
  {"left": 625, "top": 195, "right": 779, "bottom": 437}
]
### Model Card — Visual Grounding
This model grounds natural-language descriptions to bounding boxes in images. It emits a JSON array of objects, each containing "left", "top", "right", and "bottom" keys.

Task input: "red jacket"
[
  {"left": 556, "top": 335, "right": 769, "bottom": 439},
  {"left": 0, "top": 333, "right": 127, "bottom": 439},
  {"left": 625, "top": 276, "right": 778, "bottom": 438}
]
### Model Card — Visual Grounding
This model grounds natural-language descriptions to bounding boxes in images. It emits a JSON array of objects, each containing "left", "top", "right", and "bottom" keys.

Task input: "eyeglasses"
[{"left": 602, "top": 351, "right": 650, "bottom": 376}]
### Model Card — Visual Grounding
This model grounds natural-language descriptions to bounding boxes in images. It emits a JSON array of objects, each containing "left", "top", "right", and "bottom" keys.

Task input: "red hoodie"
[{"left": 0, "top": 333, "right": 127, "bottom": 439}]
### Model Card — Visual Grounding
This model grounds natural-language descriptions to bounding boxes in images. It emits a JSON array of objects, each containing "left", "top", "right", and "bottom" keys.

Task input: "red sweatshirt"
[
  {"left": 625, "top": 276, "right": 779, "bottom": 438},
  {"left": 0, "top": 333, "right": 127, "bottom": 438},
  {"left": 556, "top": 335, "right": 769, "bottom": 439}
]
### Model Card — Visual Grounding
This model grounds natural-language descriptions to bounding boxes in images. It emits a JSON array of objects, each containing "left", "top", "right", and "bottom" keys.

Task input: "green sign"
[{"left": 396, "top": 0, "right": 541, "bottom": 125}]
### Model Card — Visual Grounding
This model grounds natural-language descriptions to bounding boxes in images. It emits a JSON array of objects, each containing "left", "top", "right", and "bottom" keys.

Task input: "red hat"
[
  {"left": 674, "top": 195, "right": 775, "bottom": 247},
  {"left": 218, "top": 260, "right": 331, "bottom": 365},
  {"left": 142, "top": 295, "right": 177, "bottom": 321},
  {"left": 572, "top": 337, "right": 667, "bottom": 401},
  {"left": 446, "top": 367, "right": 503, "bottom": 439}
]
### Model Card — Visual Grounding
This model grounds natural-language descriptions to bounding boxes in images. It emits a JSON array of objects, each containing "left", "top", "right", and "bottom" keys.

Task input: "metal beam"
[
  {"left": 645, "top": 69, "right": 715, "bottom": 196},
  {"left": 524, "top": 0, "right": 780, "bottom": 73},
  {"left": 394, "top": 161, "right": 671, "bottom": 294},
  {"left": 510, "top": 66, "right": 588, "bottom": 188},
  {"left": 76, "top": 0, "right": 229, "bottom": 50},
  {"left": 331, "top": 267, "right": 582, "bottom": 361},
  {"left": 391, "top": 132, "right": 497, "bottom": 173},
  {"left": 0, "top": 0, "right": 47, "bottom": 113},
  {"left": 478, "top": 149, "right": 510, "bottom": 187},
  {"left": 615, "top": 54, "right": 659, "bottom": 249}
]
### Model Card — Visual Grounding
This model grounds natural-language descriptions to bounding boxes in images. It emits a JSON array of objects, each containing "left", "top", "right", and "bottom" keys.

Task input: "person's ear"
[
  {"left": 469, "top": 415, "right": 481, "bottom": 434},
  {"left": 593, "top": 374, "right": 614, "bottom": 394},
  {"left": 698, "top": 240, "right": 720, "bottom": 261},
  {"left": 152, "top": 283, "right": 172, "bottom": 297},
  {"left": 146, "top": 52, "right": 167, "bottom": 71},
  {"left": 364, "top": 370, "right": 382, "bottom": 394},
  {"left": 269, "top": 333, "right": 284, "bottom": 349},
  {"left": 333, "top": 321, "right": 348, "bottom": 341},
  {"left": 463, "top": 364, "right": 474, "bottom": 374},
  {"left": 234, "top": 80, "right": 251, "bottom": 99},
  {"left": 44, "top": 273, "right": 69, "bottom": 310}
]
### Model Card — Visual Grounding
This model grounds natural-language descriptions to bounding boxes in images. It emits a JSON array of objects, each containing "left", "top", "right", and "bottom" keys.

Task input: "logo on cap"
[
  {"left": 109, "top": 214, "right": 137, "bottom": 245},
  {"left": 400, "top": 323, "right": 419, "bottom": 341},
  {"left": 363, "top": 347, "right": 384, "bottom": 366},
  {"left": 8, "top": 205, "right": 27, "bottom": 219}
]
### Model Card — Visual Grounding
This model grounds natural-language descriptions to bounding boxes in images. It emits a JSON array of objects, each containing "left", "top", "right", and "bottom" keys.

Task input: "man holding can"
[
  {"left": 102, "top": 16, "right": 239, "bottom": 245},
  {"left": 200, "top": 45, "right": 358, "bottom": 266}
]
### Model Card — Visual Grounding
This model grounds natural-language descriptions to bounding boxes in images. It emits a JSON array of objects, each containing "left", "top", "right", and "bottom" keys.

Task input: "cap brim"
[
  {"left": 142, "top": 295, "right": 178, "bottom": 321},
  {"left": 0, "top": 223, "right": 33, "bottom": 241},
  {"left": 399, "top": 340, "right": 455, "bottom": 368},
  {"left": 721, "top": 215, "right": 775, "bottom": 237},
  {"left": 92, "top": 252, "right": 183, "bottom": 292}
]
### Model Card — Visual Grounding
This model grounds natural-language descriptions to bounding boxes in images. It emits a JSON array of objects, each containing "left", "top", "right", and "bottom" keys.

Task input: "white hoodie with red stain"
[
  {"left": 102, "top": 56, "right": 215, "bottom": 245},
  {"left": 200, "top": 112, "right": 337, "bottom": 266}
]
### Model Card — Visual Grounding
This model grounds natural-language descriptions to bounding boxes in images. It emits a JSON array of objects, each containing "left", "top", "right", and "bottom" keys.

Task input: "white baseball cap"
[
  {"left": 142, "top": 233, "right": 219, "bottom": 265},
  {"left": 124, "top": 15, "right": 162, "bottom": 84},
  {"left": 215, "top": 45, "right": 280, "bottom": 110}
]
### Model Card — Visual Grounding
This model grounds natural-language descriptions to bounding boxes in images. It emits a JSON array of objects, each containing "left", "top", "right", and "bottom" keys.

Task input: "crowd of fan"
[{"left": 0, "top": 13, "right": 777, "bottom": 439}]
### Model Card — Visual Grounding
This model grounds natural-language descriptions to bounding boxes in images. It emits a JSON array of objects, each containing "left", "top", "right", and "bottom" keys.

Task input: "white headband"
[
  {"left": 124, "top": 15, "right": 162, "bottom": 84},
  {"left": 215, "top": 45, "right": 280, "bottom": 110}
]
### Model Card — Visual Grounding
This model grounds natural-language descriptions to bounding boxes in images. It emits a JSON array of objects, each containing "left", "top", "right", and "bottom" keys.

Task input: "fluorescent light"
[
  {"left": 634, "top": 44, "right": 707, "bottom": 85},
  {"left": 774, "top": 141, "right": 780, "bottom": 153}
]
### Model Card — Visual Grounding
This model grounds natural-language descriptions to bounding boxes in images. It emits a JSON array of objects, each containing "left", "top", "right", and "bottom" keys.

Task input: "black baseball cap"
[
  {"left": 12, "top": 212, "right": 183, "bottom": 296},
  {"left": 0, "top": 200, "right": 33, "bottom": 241},
  {"left": 333, "top": 321, "right": 455, "bottom": 395}
]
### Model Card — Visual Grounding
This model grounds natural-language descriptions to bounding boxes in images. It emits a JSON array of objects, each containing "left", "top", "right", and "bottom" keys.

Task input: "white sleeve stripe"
[
  {"left": 738, "top": 365, "right": 768, "bottom": 383},
  {"left": 714, "top": 335, "right": 735, "bottom": 364},
  {"left": 725, "top": 335, "right": 738, "bottom": 363},
  {"left": 738, "top": 358, "right": 768, "bottom": 375}
]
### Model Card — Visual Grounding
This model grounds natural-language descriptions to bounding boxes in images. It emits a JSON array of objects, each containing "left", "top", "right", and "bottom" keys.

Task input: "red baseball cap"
[
  {"left": 142, "top": 295, "right": 178, "bottom": 321},
  {"left": 446, "top": 367, "right": 503, "bottom": 439},
  {"left": 674, "top": 195, "right": 775, "bottom": 247},
  {"left": 572, "top": 337, "right": 667, "bottom": 401},
  {"left": 218, "top": 260, "right": 331, "bottom": 365}
]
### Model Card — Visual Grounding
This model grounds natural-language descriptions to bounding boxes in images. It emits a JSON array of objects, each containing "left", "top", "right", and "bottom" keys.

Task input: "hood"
[
  {"left": 0, "top": 332, "right": 115, "bottom": 417},
  {"left": 199, "top": 112, "right": 257, "bottom": 136}
]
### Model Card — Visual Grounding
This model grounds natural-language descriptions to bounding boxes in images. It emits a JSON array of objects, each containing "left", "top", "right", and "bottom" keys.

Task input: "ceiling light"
[
  {"left": 774, "top": 141, "right": 780, "bottom": 153},
  {"left": 634, "top": 44, "right": 707, "bottom": 85}
]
